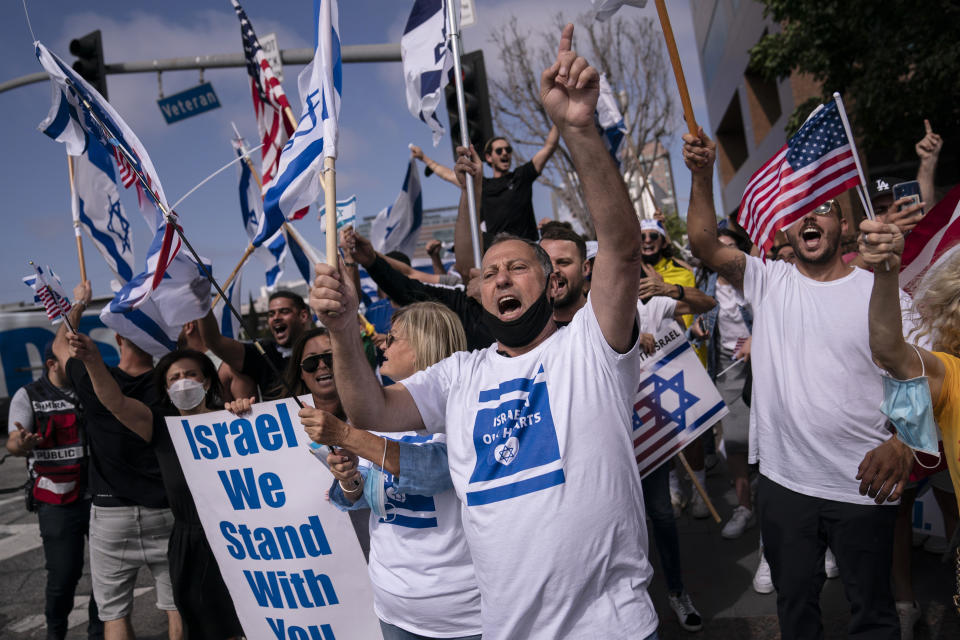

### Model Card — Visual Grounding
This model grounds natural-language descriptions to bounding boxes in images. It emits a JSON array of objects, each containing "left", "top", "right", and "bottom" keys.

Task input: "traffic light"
[
  {"left": 70, "top": 30, "right": 107, "bottom": 99},
  {"left": 445, "top": 50, "right": 494, "bottom": 158}
]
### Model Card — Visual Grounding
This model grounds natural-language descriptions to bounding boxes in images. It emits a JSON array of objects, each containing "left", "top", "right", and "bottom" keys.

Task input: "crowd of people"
[{"left": 5, "top": 21, "right": 959, "bottom": 640}]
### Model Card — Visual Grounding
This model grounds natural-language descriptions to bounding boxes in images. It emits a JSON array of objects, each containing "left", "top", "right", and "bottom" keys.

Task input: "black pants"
[
  {"left": 36, "top": 500, "right": 103, "bottom": 640},
  {"left": 757, "top": 475, "right": 898, "bottom": 640}
]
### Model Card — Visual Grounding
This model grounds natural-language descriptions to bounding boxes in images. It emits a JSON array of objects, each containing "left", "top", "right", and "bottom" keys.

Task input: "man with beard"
[
  {"left": 199, "top": 290, "right": 311, "bottom": 400},
  {"left": 683, "top": 127, "right": 921, "bottom": 639},
  {"left": 304, "top": 24, "right": 659, "bottom": 639}
]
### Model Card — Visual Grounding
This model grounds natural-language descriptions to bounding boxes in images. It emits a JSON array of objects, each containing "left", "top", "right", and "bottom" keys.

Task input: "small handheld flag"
[
  {"left": 23, "top": 263, "right": 73, "bottom": 329},
  {"left": 596, "top": 74, "right": 627, "bottom": 168}
]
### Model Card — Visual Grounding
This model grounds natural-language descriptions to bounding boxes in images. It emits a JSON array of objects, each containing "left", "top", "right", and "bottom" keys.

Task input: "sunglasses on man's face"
[
  {"left": 810, "top": 200, "right": 836, "bottom": 216},
  {"left": 641, "top": 232, "right": 661, "bottom": 242},
  {"left": 493, "top": 146, "right": 512, "bottom": 156},
  {"left": 300, "top": 352, "right": 333, "bottom": 373}
]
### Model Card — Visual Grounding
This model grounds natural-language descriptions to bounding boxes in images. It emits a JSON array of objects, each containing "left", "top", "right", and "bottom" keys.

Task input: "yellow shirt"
[
  {"left": 932, "top": 351, "right": 960, "bottom": 513},
  {"left": 652, "top": 257, "right": 695, "bottom": 328}
]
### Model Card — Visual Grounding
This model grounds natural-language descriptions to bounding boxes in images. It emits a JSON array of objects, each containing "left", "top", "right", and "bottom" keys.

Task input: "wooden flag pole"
[
  {"left": 211, "top": 243, "right": 255, "bottom": 307},
  {"left": 323, "top": 156, "right": 337, "bottom": 267},
  {"left": 66, "top": 154, "right": 88, "bottom": 282},
  {"left": 283, "top": 106, "right": 299, "bottom": 137},
  {"left": 653, "top": 0, "right": 698, "bottom": 136},
  {"left": 678, "top": 451, "right": 721, "bottom": 524}
]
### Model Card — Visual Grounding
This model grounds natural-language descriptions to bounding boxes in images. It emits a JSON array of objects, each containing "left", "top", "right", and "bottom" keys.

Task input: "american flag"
[
  {"left": 23, "top": 264, "right": 71, "bottom": 324},
  {"left": 900, "top": 184, "right": 960, "bottom": 293},
  {"left": 230, "top": 0, "right": 308, "bottom": 219},
  {"left": 737, "top": 99, "right": 861, "bottom": 255},
  {"left": 732, "top": 336, "right": 749, "bottom": 359}
]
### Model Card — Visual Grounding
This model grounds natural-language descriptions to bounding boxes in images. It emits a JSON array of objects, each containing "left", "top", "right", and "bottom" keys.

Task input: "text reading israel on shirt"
[{"left": 180, "top": 403, "right": 299, "bottom": 460}]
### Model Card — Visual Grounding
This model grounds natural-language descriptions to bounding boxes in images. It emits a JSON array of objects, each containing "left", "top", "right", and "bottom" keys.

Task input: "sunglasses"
[
  {"left": 300, "top": 352, "right": 333, "bottom": 373},
  {"left": 493, "top": 146, "right": 512, "bottom": 156},
  {"left": 384, "top": 333, "right": 403, "bottom": 349},
  {"left": 810, "top": 200, "right": 836, "bottom": 216},
  {"left": 641, "top": 232, "right": 661, "bottom": 241}
]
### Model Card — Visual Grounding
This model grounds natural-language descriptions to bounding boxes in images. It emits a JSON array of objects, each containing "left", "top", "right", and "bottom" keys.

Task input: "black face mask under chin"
[{"left": 481, "top": 288, "right": 554, "bottom": 349}]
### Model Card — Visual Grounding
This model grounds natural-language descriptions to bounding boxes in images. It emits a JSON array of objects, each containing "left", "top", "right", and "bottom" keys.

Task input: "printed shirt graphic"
[
  {"left": 403, "top": 299, "right": 658, "bottom": 640},
  {"left": 362, "top": 431, "right": 482, "bottom": 638}
]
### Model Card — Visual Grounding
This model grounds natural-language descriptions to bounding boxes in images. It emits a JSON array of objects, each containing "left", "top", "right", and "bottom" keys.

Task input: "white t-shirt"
[
  {"left": 403, "top": 299, "right": 658, "bottom": 640},
  {"left": 361, "top": 430, "right": 482, "bottom": 638},
  {"left": 743, "top": 257, "right": 914, "bottom": 504},
  {"left": 637, "top": 296, "right": 677, "bottom": 334},
  {"left": 715, "top": 282, "right": 751, "bottom": 351}
]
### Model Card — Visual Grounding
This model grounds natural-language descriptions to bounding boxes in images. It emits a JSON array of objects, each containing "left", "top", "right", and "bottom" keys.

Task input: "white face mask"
[{"left": 167, "top": 378, "right": 206, "bottom": 411}]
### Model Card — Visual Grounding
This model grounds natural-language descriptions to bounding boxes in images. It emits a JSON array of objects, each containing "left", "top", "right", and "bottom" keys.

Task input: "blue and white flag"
[
  {"left": 401, "top": 0, "right": 453, "bottom": 146},
  {"left": 235, "top": 142, "right": 287, "bottom": 289},
  {"left": 263, "top": 0, "right": 341, "bottom": 223},
  {"left": 369, "top": 160, "right": 423, "bottom": 259},
  {"left": 591, "top": 0, "right": 647, "bottom": 21},
  {"left": 214, "top": 273, "right": 242, "bottom": 341},
  {"left": 73, "top": 135, "right": 135, "bottom": 283},
  {"left": 36, "top": 41, "right": 181, "bottom": 304},
  {"left": 284, "top": 223, "right": 324, "bottom": 283},
  {"left": 317, "top": 194, "right": 357, "bottom": 233},
  {"left": 597, "top": 74, "right": 628, "bottom": 169},
  {"left": 101, "top": 251, "right": 213, "bottom": 358}
]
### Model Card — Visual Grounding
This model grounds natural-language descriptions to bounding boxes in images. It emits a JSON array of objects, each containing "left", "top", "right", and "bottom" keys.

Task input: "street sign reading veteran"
[
  {"left": 157, "top": 82, "right": 222, "bottom": 124},
  {"left": 168, "top": 396, "right": 382, "bottom": 640},
  {"left": 633, "top": 322, "right": 728, "bottom": 478}
]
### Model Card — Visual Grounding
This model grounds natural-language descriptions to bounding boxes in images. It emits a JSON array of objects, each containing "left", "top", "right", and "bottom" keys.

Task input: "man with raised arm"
[
  {"left": 304, "top": 24, "right": 658, "bottom": 640},
  {"left": 682, "top": 128, "right": 920, "bottom": 639}
]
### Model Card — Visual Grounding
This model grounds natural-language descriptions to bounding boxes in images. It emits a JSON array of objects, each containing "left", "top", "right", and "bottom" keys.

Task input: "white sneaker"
[
  {"left": 668, "top": 591, "right": 703, "bottom": 632},
  {"left": 753, "top": 552, "right": 774, "bottom": 594},
  {"left": 689, "top": 489, "right": 710, "bottom": 519},
  {"left": 895, "top": 600, "right": 921, "bottom": 640},
  {"left": 721, "top": 505, "right": 755, "bottom": 539},
  {"left": 824, "top": 547, "right": 839, "bottom": 579}
]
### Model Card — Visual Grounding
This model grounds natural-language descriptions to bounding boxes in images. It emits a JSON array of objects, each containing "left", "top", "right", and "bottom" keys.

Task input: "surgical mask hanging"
[
  {"left": 363, "top": 438, "right": 395, "bottom": 522},
  {"left": 481, "top": 286, "right": 554, "bottom": 348},
  {"left": 167, "top": 378, "right": 206, "bottom": 411},
  {"left": 880, "top": 345, "right": 941, "bottom": 468}
]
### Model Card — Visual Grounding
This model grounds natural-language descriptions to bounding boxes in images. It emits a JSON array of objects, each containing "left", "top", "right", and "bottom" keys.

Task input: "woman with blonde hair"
[{"left": 299, "top": 302, "right": 482, "bottom": 640}]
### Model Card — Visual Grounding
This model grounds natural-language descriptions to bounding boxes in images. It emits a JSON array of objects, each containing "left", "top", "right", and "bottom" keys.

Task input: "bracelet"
[
  {"left": 675, "top": 284, "right": 685, "bottom": 300},
  {"left": 342, "top": 261, "right": 357, "bottom": 268},
  {"left": 339, "top": 478, "right": 362, "bottom": 495}
]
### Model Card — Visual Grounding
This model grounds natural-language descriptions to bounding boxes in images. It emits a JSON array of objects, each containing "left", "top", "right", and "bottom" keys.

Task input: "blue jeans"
[
  {"left": 36, "top": 499, "right": 103, "bottom": 639},
  {"left": 641, "top": 464, "right": 684, "bottom": 594},
  {"left": 379, "top": 620, "right": 481, "bottom": 640}
]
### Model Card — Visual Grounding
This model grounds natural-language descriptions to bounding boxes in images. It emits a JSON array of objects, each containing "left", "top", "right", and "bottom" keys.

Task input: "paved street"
[{"left": 1, "top": 438, "right": 957, "bottom": 639}]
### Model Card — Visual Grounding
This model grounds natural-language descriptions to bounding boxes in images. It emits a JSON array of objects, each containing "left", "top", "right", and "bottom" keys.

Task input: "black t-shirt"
[
  {"left": 151, "top": 409, "right": 201, "bottom": 525},
  {"left": 66, "top": 359, "right": 167, "bottom": 508},
  {"left": 481, "top": 160, "right": 540, "bottom": 242},
  {"left": 241, "top": 341, "right": 289, "bottom": 400}
]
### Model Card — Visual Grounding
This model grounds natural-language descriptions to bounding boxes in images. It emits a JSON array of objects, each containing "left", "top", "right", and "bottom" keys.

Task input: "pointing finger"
[
  {"left": 924, "top": 119, "right": 932, "bottom": 135},
  {"left": 557, "top": 23, "right": 575, "bottom": 75}
]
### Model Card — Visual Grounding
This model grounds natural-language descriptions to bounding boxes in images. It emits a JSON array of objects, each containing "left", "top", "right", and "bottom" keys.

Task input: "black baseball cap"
[{"left": 867, "top": 176, "right": 907, "bottom": 203}]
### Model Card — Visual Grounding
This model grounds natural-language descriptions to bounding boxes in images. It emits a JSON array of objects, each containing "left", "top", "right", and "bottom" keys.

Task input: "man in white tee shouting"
[
  {"left": 682, "top": 128, "right": 918, "bottom": 639},
  {"left": 303, "top": 24, "right": 658, "bottom": 640}
]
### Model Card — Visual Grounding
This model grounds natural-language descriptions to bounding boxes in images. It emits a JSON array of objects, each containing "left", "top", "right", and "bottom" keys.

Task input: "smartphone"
[{"left": 892, "top": 180, "right": 923, "bottom": 215}]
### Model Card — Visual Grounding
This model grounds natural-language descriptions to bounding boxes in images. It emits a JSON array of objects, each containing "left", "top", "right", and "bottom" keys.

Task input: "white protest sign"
[
  {"left": 632, "top": 322, "right": 728, "bottom": 478},
  {"left": 460, "top": 0, "right": 477, "bottom": 27},
  {"left": 168, "top": 396, "right": 382, "bottom": 640},
  {"left": 260, "top": 33, "right": 284, "bottom": 82}
]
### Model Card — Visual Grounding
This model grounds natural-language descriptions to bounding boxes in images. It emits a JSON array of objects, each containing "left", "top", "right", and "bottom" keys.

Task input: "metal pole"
[{"left": 445, "top": 0, "right": 484, "bottom": 269}]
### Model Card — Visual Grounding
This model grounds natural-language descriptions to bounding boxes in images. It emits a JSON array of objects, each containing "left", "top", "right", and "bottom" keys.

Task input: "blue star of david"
[
  {"left": 106, "top": 198, "right": 131, "bottom": 252},
  {"left": 634, "top": 370, "right": 699, "bottom": 432},
  {"left": 496, "top": 441, "right": 518, "bottom": 464}
]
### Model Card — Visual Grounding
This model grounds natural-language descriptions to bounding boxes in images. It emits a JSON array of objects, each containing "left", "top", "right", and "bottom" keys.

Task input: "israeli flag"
[
  {"left": 317, "top": 193, "right": 357, "bottom": 248},
  {"left": 236, "top": 143, "right": 287, "bottom": 288},
  {"left": 263, "top": 0, "right": 341, "bottom": 222},
  {"left": 591, "top": 0, "right": 648, "bottom": 21},
  {"left": 284, "top": 223, "right": 324, "bottom": 284},
  {"left": 101, "top": 251, "right": 212, "bottom": 358},
  {"left": 73, "top": 135, "right": 136, "bottom": 283},
  {"left": 214, "top": 274, "right": 242, "bottom": 341},
  {"left": 369, "top": 160, "right": 423, "bottom": 259},
  {"left": 401, "top": 0, "right": 453, "bottom": 146},
  {"left": 597, "top": 74, "right": 627, "bottom": 169}
]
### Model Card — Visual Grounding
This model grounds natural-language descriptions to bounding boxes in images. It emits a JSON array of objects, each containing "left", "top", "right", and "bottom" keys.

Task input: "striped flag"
[
  {"left": 230, "top": 0, "right": 308, "bottom": 220},
  {"left": 369, "top": 160, "right": 423, "bottom": 259},
  {"left": 263, "top": 0, "right": 342, "bottom": 223},
  {"left": 633, "top": 322, "right": 728, "bottom": 478},
  {"left": 215, "top": 273, "right": 242, "bottom": 340},
  {"left": 597, "top": 73, "right": 627, "bottom": 168},
  {"left": 737, "top": 98, "right": 861, "bottom": 255},
  {"left": 234, "top": 139, "right": 288, "bottom": 288},
  {"left": 23, "top": 265, "right": 72, "bottom": 325},
  {"left": 732, "top": 336, "right": 749, "bottom": 360},
  {"left": 400, "top": 0, "right": 453, "bottom": 146},
  {"left": 591, "top": 0, "right": 648, "bottom": 21},
  {"left": 900, "top": 185, "right": 960, "bottom": 294},
  {"left": 285, "top": 223, "right": 324, "bottom": 284}
]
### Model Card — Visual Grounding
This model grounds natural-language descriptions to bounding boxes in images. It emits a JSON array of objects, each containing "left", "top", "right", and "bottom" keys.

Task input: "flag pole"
[
  {"left": 833, "top": 92, "right": 876, "bottom": 220},
  {"left": 677, "top": 451, "right": 721, "bottom": 524},
  {"left": 445, "top": 0, "right": 484, "bottom": 269},
  {"left": 323, "top": 157, "right": 337, "bottom": 267},
  {"left": 653, "top": 0, "right": 698, "bottom": 135},
  {"left": 66, "top": 154, "right": 88, "bottom": 281},
  {"left": 211, "top": 244, "right": 255, "bottom": 307}
]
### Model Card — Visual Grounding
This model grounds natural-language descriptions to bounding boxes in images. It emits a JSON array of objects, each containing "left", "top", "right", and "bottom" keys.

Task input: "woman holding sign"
[
  {"left": 65, "top": 336, "right": 243, "bottom": 640},
  {"left": 300, "top": 303, "right": 482, "bottom": 640}
]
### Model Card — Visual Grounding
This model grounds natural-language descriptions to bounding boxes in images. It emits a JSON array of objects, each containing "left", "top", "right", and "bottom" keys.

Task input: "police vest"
[{"left": 24, "top": 376, "right": 86, "bottom": 505}]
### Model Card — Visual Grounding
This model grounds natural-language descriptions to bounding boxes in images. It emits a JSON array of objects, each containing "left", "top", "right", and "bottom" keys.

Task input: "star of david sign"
[
  {"left": 494, "top": 436, "right": 519, "bottom": 466},
  {"left": 634, "top": 371, "right": 699, "bottom": 432},
  {"left": 106, "top": 197, "right": 131, "bottom": 253}
]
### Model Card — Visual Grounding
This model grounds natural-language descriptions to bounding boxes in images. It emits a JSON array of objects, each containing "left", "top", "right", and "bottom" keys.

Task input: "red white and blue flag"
[
  {"left": 23, "top": 264, "right": 72, "bottom": 325},
  {"left": 900, "top": 184, "right": 960, "bottom": 294},
  {"left": 738, "top": 99, "right": 861, "bottom": 255}
]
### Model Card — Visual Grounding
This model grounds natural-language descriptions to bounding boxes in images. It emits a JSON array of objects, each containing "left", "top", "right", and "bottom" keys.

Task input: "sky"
[{"left": 0, "top": 0, "right": 717, "bottom": 305}]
